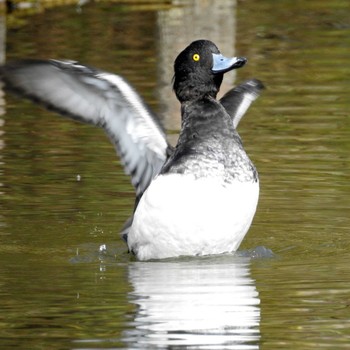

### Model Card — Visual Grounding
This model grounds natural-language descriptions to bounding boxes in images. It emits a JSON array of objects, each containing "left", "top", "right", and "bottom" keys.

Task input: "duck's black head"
[{"left": 173, "top": 40, "right": 247, "bottom": 103}]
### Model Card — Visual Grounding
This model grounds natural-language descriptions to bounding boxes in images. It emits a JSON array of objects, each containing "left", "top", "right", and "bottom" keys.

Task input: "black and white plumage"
[
  {"left": 220, "top": 78, "right": 264, "bottom": 129},
  {"left": 1, "top": 59, "right": 168, "bottom": 197},
  {"left": 0, "top": 40, "right": 264, "bottom": 260}
]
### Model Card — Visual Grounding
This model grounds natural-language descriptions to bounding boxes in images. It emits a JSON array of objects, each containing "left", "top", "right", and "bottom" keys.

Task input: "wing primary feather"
[{"left": 220, "top": 79, "right": 264, "bottom": 128}]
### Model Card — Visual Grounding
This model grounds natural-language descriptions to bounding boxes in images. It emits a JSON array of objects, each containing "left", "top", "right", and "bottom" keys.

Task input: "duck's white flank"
[{"left": 128, "top": 174, "right": 259, "bottom": 261}]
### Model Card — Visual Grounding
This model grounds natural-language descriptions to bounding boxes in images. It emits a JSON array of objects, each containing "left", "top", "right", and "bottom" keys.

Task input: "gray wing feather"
[
  {"left": 0, "top": 59, "right": 168, "bottom": 195},
  {"left": 220, "top": 79, "right": 264, "bottom": 128}
]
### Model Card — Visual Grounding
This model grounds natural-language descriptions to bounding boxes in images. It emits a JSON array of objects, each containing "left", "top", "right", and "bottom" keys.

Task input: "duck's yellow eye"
[{"left": 192, "top": 53, "right": 200, "bottom": 62}]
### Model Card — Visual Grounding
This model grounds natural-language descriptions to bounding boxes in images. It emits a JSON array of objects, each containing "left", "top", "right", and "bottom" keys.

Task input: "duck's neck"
[
  {"left": 180, "top": 96, "right": 230, "bottom": 129},
  {"left": 173, "top": 73, "right": 223, "bottom": 103}
]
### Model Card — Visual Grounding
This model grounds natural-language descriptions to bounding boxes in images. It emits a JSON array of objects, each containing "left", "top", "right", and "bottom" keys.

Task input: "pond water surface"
[{"left": 1, "top": 0, "right": 350, "bottom": 349}]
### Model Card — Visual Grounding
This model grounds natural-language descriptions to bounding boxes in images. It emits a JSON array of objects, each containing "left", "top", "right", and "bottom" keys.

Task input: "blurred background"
[{"left": 1, "top": 1, "right": 350, "bottom": 349}]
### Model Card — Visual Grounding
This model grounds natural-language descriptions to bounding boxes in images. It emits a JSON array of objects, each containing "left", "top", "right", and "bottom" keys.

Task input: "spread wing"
[
  {"left": 0, "top": 59, "right": 169, "bottom": 196},
  {"left": 220, "top": 79, "right": 264, "bottom": 128}
]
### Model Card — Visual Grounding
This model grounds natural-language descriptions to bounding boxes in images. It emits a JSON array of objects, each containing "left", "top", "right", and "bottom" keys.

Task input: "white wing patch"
[
  {"left": 233, "top": 87, "right": 260, "bottom": 129},
  {"left": 98, "top": 73, "right": 167, "bottom": 158}
]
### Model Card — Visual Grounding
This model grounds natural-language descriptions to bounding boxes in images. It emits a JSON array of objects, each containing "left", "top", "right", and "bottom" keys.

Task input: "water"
[{"left": 1, "top": 0, "right": 350, "bottom": 349}]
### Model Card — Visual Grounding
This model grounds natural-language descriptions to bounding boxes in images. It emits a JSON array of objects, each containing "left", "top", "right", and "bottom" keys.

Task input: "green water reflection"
[{"left": 1, "top": 0, "right": 350, "bottom": 349}]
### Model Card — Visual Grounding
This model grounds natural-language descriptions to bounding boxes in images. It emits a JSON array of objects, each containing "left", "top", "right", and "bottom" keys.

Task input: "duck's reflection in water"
[{"left": 125, "top": 255, "right": 260, "bottom": 349}]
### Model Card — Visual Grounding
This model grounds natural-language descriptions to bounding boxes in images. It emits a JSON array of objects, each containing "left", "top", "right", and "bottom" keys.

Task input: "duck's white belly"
[{"left": 128, "top": 174, "right": 259, "bottom": 261}]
